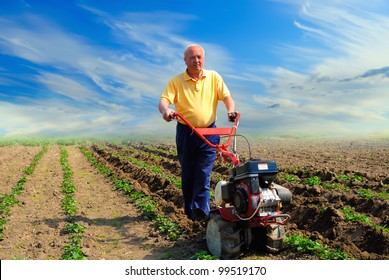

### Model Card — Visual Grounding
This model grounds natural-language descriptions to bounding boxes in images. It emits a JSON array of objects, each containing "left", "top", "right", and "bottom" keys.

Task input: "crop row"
[
  {"left": 0, "top": 146, "right": 47, "bottom": 239},
  {"left": 134, "top": 143, "right": 389, "bottom": 259},
  {"left": 103, "top": 144, "right": 182, "bottom": 189},
  {"left": 104, "top": 143, "right": 388, "bottom": 225},
  {"left": 278, "top": 169, "right": 388, "bottom": 223},
  {"left": 284, "top": 233, "right": 349, "bottom": 259},
  {"left": 80, "top": 146, "right": 182, "bottom": 240},
  {"left": 279, "top": 171, "right": 389, "bottom": 201},
  {"left": 59, "top": 147, "right": 87, "bottom": 260},
  {"left": 94, "top": 143, "right": 360, "bottom": 259}
]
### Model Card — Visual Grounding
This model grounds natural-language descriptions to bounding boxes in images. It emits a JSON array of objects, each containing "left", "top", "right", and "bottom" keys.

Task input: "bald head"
[
  {"left": 184, "top": 44, "right": 205, "bottom": 58},
  {"left": 184, "top": 44, "right": 205, "bottom": 76}
]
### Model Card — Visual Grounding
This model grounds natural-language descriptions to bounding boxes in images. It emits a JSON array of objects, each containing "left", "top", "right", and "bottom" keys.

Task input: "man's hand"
[
  {"left": 223, "top": 96, "right": 235, "bottom": 121},
  {"left": 158, "top": 99, "right": 175, "bottom": 122},
  {"left": 163, "top": 108, "right": 175, "bottom": 122},
  {"left": 228, "top": 112, "right": 237, "bottom": 122}
]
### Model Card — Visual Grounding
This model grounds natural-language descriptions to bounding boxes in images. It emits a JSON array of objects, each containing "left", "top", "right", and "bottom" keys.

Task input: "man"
[{"left": 158, "top": 44, "right": 236, "bottom": 221}]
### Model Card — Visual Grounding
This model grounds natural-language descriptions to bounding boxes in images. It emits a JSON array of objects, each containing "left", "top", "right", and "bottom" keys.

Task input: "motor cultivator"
[{"left": 173, "top": 112, "right": 292, "bottom": 259}]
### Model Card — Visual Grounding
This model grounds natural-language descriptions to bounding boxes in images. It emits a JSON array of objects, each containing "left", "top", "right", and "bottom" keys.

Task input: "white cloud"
[
  {"left": 0, "top": 7, "right": 238, "bottom": 138},
  {"left": 1, "top": 2, "right": 389, "bottom": 137},
  {"left": 297, "top": 1, "right": 389, "bottom": 76},
  {"left": 0, "top": 11, "right": 174, "bottom": 136},
  {"left": 0, "top": 100, "right": 132, "bottom": 136},
  {"left": 239, "top": 0, "right": 389, "bottom": 136},
  {"left": 36, "top": 72, "right": 97, "bottom": 102},
  {"left": 0, "top": 15, "right": 89, "bottom": 65}
]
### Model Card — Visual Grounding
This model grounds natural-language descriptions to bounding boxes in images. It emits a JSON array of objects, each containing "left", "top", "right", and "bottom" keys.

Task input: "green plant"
[
  {"left": 305, "top": 176, "right": 321, "bottom": 186},
  {"left": 279, "top": 173, "right": 300, "bottom": 182},
  {"left": 357, "top": 188, "right": 389, "bottom": 200},
  {"left": 352, "top": 175, "right": 363, "bottom": 182},
  {"left": 61, "top": 194, "right": 78, "bottom": 217},
  {"left": 13, "top": 256, "right": 29, "bottom": 260},
  {"left": 61, "top": 149, "right": 77, "bottom": 194},
  {"left": 155, "top": 214, "right": 181, "bottom": 240},
  {"left": 0, "top": 194, "right": 17, "bottom": 216},
  {"left": 190, "top": 250, "right": 218, "bottom": 260},
  {"left": 377, "top": 190, "right": 389, "bottom": 200},
  {"left": 81, "top": 147, "right": 113, "bottom": 176},
  {"left": 161, "top": 252, "right": 173, "bottom": 260},
  {"left": 323, "top": 183, "right": 345, "bottom": 190},
  {"left": 340, "top": 206, "right": 371, "bottom": 224},
  {"left": 113, "top": 179, "right": 134, "bottom": 193},
  {"left": 65, "top": 222, "right": 86, "bottom": 234},
  {"left": 135, "top": 196, "right": 158, "bottom": 217},
  {"left": 24, "top": 146, "right": 48, "bottom": 175},
  {"left": 284, "top": 234, "right": 349, "bottom": 260},
  {"left": 372, "top": 224, "right": 389, "bottom": 233},
  {"left": 0, "top": 218, "right": 8, "bottom": 239},
  {"left": 339, "top": 206, "right": 388, "bottom": 233},
  {"left": 62, "top": 235, "right": 87, "bottom": 260},
  {"left": 357, "top": 188, "right": 375, "bottom": 199},
  {"left": 130, "top": 191, "right": 144, "bottom": 200},
  {"left": 336, "top": 174, "right": 350, "bottom": 181},
  {"left": 283, "top": 166, "right": 300, "bottom": 172}
]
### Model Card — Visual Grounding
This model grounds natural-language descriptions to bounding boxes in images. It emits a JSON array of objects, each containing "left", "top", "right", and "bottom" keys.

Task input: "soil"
[{"left": 0, "top": 137, "right": 388, "bottom": 260}]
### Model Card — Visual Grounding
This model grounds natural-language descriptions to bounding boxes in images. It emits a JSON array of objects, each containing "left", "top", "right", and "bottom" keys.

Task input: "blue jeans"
[{"left": 176, "top": 122, "right": 220, "bottom": 220}]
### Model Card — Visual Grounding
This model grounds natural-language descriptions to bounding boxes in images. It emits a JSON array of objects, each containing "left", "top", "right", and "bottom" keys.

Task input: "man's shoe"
[{"left": 192, "top": 208, "right": 208, "bottom": 221}]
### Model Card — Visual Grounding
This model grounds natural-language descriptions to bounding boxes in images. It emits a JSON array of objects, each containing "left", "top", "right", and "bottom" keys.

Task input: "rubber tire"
[{"left": 206, "top": 212, "right": 242, "bottom": 259}]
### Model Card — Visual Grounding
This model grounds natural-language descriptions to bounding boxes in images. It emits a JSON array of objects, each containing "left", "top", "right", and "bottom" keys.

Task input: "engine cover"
[
  {"left": 233, "top": 183, "right": 260, "bottom": 216},
  {"left": 231, "top": 160, "right": 278, "bottom": 188},
  {"left": 233, "top": 188, "right": 249, "bottom": 213},
  {"left": 216, "top": 160, "right": 283, "bottom": 218}
]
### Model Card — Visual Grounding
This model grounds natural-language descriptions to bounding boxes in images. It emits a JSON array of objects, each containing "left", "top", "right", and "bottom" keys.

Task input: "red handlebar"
[{"left": 172, "top": 112, "right": 241, "bottom": 166}]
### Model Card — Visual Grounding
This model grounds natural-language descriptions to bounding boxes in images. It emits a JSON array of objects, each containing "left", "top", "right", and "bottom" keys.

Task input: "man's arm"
[
  {"left": 223, "top": 95, "right": 236, "bottom": 121},
  {"left": 158, "top": 99, "right": 175, "bottom": 122}
]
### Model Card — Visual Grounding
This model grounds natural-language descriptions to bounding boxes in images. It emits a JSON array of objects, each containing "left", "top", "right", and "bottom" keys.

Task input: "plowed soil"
[{"left": 0, "top": 137, "right": 388, "bottom": 260}]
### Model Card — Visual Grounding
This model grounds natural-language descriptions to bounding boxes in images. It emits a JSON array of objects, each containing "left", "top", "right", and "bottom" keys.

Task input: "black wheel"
[{"left": 206, "top": 212, "right": 245, "bottom": 259}]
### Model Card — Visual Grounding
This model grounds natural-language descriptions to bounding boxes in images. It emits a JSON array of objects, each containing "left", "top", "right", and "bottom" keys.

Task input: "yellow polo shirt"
[{"left": 161, "top": 69, "right": 231, "bottom": 128}]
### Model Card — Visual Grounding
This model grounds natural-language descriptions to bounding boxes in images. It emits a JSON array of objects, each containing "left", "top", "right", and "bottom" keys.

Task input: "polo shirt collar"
[{"left": 184, "top": 69, "right": 207, "bottom": 81}]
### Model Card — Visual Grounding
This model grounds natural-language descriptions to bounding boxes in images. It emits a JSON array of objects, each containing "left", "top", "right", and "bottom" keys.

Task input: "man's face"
[{"left": 184, "top": 46, "right": 204, "bottom": 73}]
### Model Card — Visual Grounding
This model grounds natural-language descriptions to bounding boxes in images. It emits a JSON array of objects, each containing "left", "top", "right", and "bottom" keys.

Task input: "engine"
[{"left": 214, "top": 160, "right": 286, "bottom": 218}]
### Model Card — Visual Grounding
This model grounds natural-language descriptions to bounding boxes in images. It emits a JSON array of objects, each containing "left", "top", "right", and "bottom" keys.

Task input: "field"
[{"left": 0, "top": 137, "right": 388, "bottom": 260}]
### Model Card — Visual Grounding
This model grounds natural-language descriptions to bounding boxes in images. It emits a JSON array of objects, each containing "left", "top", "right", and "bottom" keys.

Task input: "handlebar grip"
[
  {"left": 228, "top": 112, "right": 237, "bottom": 122},
  {"left": 169, "top": 112, "right": 176, "bottom": 120}
]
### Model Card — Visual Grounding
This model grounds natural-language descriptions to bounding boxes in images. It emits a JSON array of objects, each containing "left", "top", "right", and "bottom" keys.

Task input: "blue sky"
[{"left": 1, "top": 0, "right": 389, "bottom": 138}]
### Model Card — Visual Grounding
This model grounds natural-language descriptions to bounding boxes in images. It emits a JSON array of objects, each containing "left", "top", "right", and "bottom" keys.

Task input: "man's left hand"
[{"left": 228, "top": 112, "right": 237, "bottom": 122}]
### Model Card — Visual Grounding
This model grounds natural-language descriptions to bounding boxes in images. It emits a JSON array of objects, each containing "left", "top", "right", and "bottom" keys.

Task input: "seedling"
[
  {"left": 65, "top": 222, "right": 86, "bottom": 234},
  {"left": 305, "top": 176, "right": 321, "bottom": 186},
  {"left": 340, "top": 206, "right": 371, "bottom": 224},
  {"left": 279, "top": 173, "right": 300, "bottom": 183},
  {"left": 284, "top": 234, "right": 349, "bottom": 260},
  {"left": 191, "top": 250, "right": 218, "bottom": 260}
]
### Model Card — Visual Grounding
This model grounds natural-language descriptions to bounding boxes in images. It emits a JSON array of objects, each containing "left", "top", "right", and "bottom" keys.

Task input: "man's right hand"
[
  {"left": 158, "top": 99, "right": 175, "bottom": 122},
  {"left": 163, "top": 108, "right": 175, "bottom": 122}
]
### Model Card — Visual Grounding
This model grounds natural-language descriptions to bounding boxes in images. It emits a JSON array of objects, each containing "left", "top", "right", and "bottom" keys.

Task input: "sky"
[{"left": 1, "top": 0, "right": 389, "bottom": 139}]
